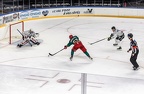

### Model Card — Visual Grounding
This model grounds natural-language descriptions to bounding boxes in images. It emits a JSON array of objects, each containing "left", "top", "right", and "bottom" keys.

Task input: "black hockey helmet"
[
  {"left": 127, "top": 33, "right": 133, "bottom": 38},
  {"left": 111, "top": 26, "right": 116, "bottom": 30}
]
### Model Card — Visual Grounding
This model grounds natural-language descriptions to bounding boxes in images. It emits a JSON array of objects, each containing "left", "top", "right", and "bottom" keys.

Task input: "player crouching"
[
  {"left": 17, "top": 29, "right": 40, "bottom": 48},
  {"left": 64, "top": 35, "right": 93, "bottom": 61}
]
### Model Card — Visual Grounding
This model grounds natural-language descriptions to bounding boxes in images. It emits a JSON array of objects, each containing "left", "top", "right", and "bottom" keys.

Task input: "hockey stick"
[
  {"left": 89, "top": 37, "right": 108, "bottom": 45},
  {"left": 48, "top": 48, "right": 65, "bottom": 57},
  {"left": 17, "top": 29, "right": 23, "bottom": 36},
  {"left": 17, "top": 29, "right": 26, "bottom": 40}
]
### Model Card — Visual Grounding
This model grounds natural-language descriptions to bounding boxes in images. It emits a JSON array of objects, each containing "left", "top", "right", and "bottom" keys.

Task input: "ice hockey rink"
[{"left": 0, "top": 16, "right": 144, "bottom": 94}]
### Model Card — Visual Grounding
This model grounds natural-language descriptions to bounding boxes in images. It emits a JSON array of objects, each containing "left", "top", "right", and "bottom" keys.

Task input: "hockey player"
[
  {"left": 17, "top": 29, "right": 40, "bottom": 48},
  {"left": 64, "top": 35, "right": 93, "bottom": 61},
  {"left": 127, "top": 33, "right": 139, "bottom": 70},
  {"left": 107, "top": 26, "right": 125, "bottom": 50}
]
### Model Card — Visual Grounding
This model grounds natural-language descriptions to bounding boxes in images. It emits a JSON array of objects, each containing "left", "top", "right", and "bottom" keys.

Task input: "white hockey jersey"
[
  {"left": 111, "top": 29, "right": 124, "bottom": 38},
  {"left": 22, "top": 30, "right": 36, "bottom": 38}
]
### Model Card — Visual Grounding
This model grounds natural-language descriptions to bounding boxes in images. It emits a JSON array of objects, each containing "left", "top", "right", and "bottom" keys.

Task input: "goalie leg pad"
[{"left": 30, "top": 40, "right": 40, "bottom": 45}]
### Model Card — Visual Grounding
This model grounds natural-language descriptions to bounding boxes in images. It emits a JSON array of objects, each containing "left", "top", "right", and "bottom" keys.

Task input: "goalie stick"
[
  {"left": 88, "top": 37, "right": 108, "bottom": 45},
  {"left": 17, "top": 29, "right": 23, "bottom": 36},
  {"left": 48, "top": 48, "right": 64, "bottom": 57},
  {"left": 17, "top": 29, "right": 32, "bottom": 46}
]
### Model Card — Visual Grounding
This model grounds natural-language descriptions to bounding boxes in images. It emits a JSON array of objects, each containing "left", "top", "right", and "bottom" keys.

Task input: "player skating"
[
  {"left": 127, "top": 33, "right": 139, "bottom": 70},
  {"left": 64, "top": 35, "right": 93, "bottom": 61},
  {"left": 107, "top": 26, "right": 125, "bottom": 50},
  {"left": 17, "top": 29, "right": 40, "bottom": 48}
]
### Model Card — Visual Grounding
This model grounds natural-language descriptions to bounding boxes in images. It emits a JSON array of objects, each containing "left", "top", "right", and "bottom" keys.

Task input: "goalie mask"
[{"left": 29, "top": 29, "right": 34, "bottom": 34}]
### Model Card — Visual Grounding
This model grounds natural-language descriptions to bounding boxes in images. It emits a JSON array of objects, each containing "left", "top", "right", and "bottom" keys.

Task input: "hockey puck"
[{"left": 57, "top": 79, "right": 71, "bottom": 84}]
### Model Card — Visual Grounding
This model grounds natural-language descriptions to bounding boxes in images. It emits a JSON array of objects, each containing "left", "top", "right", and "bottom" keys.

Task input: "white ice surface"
[{"left": 0, "top": 17, "right": 144, "bottom": 94}]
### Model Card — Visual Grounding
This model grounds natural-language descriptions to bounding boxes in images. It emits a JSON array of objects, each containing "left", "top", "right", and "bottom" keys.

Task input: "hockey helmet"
[
  {"left": 111, "top": 26, "right": 116, "bottom": 30},
  {"left": 127, "top": 33, "right": 133, "bottom": 38},
  {"left": 69, "top": 35, "right": 73, "bottom": 39},
  {"left": 29, "top": 29, "right": 32, "bottom": 31},
  {"left": 29, "top": 29, "right": 33, "bottom": 33}
]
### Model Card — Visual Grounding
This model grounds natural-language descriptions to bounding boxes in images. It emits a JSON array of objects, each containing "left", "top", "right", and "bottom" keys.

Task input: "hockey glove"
[
  {"left": 107, "top": 37, "right": 111, "bottom": 41},
  {"left": 110, "top": 33, "right": 114, "bottom": 37},
  {"left": 64, "top": 45, "right": 67, "bottom": 49},
  {"left": 127, "top": 48, "right": 131, "bottom": 52}
]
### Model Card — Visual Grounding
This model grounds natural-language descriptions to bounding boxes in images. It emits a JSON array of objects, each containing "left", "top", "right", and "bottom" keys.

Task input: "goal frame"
[{"left": 9, "top": 21, "right": 24, "bottom": 44}]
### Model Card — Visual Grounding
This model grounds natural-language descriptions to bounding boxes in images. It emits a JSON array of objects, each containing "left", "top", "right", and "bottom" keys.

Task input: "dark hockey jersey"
[
  {"left": 129, "top": 40, "right": 139, "bottom": 54},
  {"left": 67, "top": 36, "right": 79, "bottom": 47}
]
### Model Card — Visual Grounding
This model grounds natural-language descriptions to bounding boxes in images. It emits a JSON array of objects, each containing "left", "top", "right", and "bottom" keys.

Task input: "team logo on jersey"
[{"left": 42, "top": 10, "right": 49, "bottom": 16}]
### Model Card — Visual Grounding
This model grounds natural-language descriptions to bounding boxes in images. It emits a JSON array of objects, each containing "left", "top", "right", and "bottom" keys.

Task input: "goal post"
[{"left": 9, "top": 21, "right": 24, "bottom": 44}]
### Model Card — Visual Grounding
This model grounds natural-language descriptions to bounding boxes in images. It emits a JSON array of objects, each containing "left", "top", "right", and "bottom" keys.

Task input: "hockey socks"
[
  {"left": 84, "top": 51, "right": 90, "bottom": 57},
  {"left": 70, "top": 50, "right": 74, "bottom": 61},
  {"left": 71, "top": 50, "right": 74, "bottom": 57},
  {"left": 84, "top": 51, "right": 93, "bottom": 60}
]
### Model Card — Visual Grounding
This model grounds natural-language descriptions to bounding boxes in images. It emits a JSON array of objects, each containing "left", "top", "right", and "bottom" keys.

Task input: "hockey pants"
[{"left": 130, "top": 49, "right": 139, "bottom": 68}]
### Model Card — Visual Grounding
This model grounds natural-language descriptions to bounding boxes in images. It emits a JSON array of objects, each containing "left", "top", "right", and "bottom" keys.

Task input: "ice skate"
[
  {"left": 70, "top": 56, "right": 73, "bottom": 61},
  {"left": 117, "top": 46, "right": 122, "bottom": 50},
  {"left": 17, "top": 44, "right": 23, "bottom": 48},
  {"left": 133, "top": 67, "right": 140, "bottom": 70},
  {"left": 36, "top": 42, "right": 40, "bottom": 45},
  {"left": 113, "top": 43, "right": 118, "bottom": 46},
  {"left": 89, "top": 57, "right": 93, "bottom": 60}
]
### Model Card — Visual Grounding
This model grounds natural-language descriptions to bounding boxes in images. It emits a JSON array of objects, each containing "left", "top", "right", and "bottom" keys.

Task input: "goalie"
[{"left": 17, "top": 29, "right": 40, "bottom": 48}]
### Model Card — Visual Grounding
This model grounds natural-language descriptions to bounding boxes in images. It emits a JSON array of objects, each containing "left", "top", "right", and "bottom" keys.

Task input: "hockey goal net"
[{"left": 9, "top": 21, "right": 24, "bottom": 44}]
